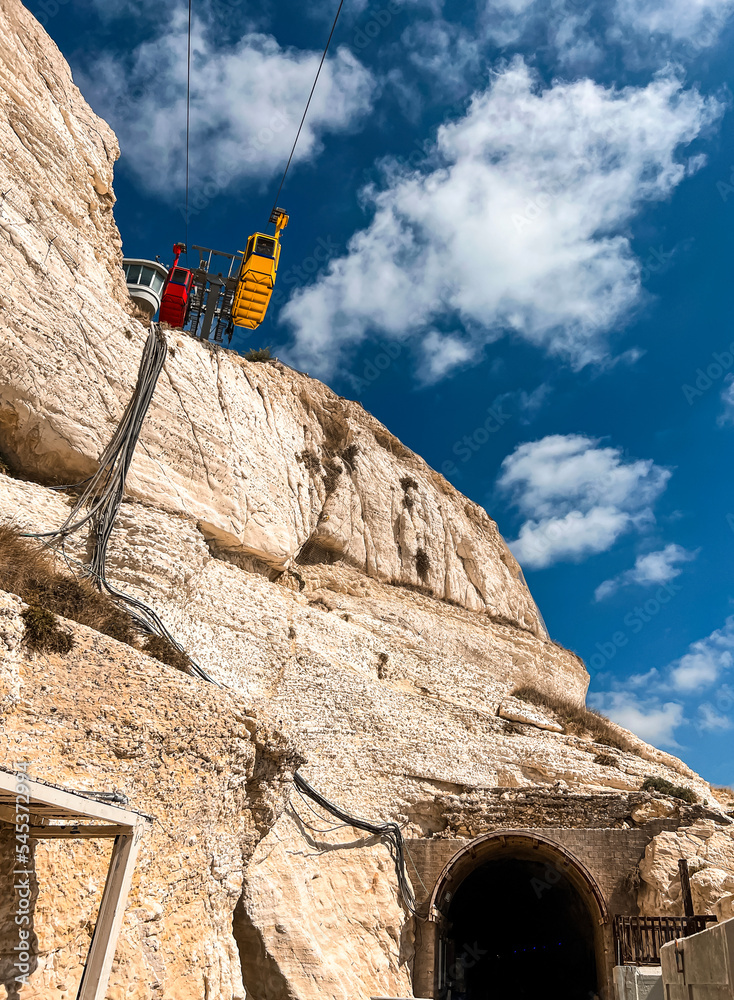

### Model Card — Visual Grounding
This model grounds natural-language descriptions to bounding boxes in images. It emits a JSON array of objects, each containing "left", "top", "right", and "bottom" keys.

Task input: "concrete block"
[
  {"left": 614, "top": 965, "right": 664, "bottom": 1000},
  {"left": 660, "top": 917, "right": 734, "bottom": 998}
]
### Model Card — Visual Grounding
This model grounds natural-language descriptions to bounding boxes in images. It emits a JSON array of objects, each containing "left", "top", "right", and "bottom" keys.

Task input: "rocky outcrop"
[
  {"left": 638, "top": 821, "right": 734, "bottom": 917},
  {"left": 1, "top": 324, "right": 551, "bottom": 632},
  {"left": 0, "top": 590, "right": 300, "bottom": 1000},
  {"left": 0, "top": 474, "right": 711, "bottom": 814},
  {"left": 0, "top": 3, "right": 546, "bottom": 635},
  {"left": 2, "top": 473, "right": 728, "bottom": 1000},
  {"left": 0, "top": 3, "right": 733, "bottom": 999}
]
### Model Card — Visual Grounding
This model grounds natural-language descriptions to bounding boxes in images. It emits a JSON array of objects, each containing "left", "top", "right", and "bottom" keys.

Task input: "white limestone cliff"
[
  {"left": 0, "top": 3, "right": 733, "bottom": 999},
  {"left": 0, "top": 0, "right": 545, "bottom": 634}
]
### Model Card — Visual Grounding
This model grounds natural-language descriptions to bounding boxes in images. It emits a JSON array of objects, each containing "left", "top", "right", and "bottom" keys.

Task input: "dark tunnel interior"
[{"left": 443, "top": 857, "right": 599, "bottom": 1000}]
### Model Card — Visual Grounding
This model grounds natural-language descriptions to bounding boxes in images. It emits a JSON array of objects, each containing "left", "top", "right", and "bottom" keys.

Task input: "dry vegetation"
[
  {"left": 245, "top": 347, "right": 273, "bottom": 362},
  {"left": 512, "top": 689, "right": 699, "bottom": 801},
  {"left": 322, "top": 457, "right": 342, "bottom": 495},
  {"left": 0, "top": 525, "right": 192, "bottom": 670},
  {"left": 415, "top": 547, "right": 431, "bottom": 581},
  {"left": 142, "top": 634, "right": 193, "bottom": 673},
  {"left": 594, "top": 752, "right": 619, "bottom": 768},
  {"left": 511, "top": 684, "right": 628, "bottom": 750},
  {"left": 712, "top": 784, "right": 734, "bottom": 809},
  {"left": 21, "top": 605, "right": 74, "bottom": 654},
  {"left": 400, "top": 476, "right": 419, "bottom": 511},
  {"left": 341, "top": 443, "right": 359, "bottom": 470},
  {"left": 297, "top": 449, "right": 321, "bottom": 475},
  {"left": 641, "top": 776, "right": 697, "bottom": 804}
]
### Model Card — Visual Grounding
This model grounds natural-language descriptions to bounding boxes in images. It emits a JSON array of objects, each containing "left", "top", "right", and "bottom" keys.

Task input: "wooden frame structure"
[
  {"left": 614, "top": 915, "right": 718, "bottom": 966},
  {"left": 0, "top": 768, "right": 151, "bottom": 1000}
]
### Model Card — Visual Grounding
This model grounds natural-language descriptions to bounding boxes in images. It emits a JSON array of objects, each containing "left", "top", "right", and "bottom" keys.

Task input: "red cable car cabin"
[{"left": 159, "top": 244, "right": 194, "bottom": 328}]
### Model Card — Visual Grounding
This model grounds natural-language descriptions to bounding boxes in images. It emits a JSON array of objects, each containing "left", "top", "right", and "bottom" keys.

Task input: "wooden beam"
[
  {"left": 29, "top": 825, "right": 129, "bottom": 839},
  {"left": 0, "top": 804, "right": 19, "bottom": 825},
  {"left": 679, "top": 858, "right": 695, "bottom": 919},
  {"left": 0, "top": 804, "right": 47, "bottom": 828},
  {"left": 77, "top": 819, "right": 145, "bottom": 1000},
  {"left": 0, "top": 771, "right": 142, "bottom": 828}
]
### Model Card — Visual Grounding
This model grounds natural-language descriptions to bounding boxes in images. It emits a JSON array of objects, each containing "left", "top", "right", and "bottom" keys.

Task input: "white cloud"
[
  {"left": 669, "top": 617, "right": 734, "bottom": 692},
  {"left": 718, "top": 375, "right": 734, "bottom": 426},
  {"left": 402, "top": 0, "right": 734, "bottom": 93},
  {"left": 510, "top": 508, "right": 633, "bottom": 569},
  {"left": 80, "top": 16, "right": 374, "bottom": 198},
  {"left": 589, "top": 690, "right": 684, "bottom": 747},
  {"left": 496, "top": 434, "right": 670, "bottom": 569},
  {"left": 595, "top": 543, "right": 697, "bottom": 600},
  {"left": 420, "top": 331, "right": 474, "bottom": 381},
  {"left": 402, "top": 20, "right": 483, "bottom": 97},
  {"left": 697, "top": 702, "right": 733, "bottom": 732},
  {"left": 613, "top": 0, "right": 734, "bottom": 44},
  {"left": 282, "top": 61, "right": 720, "bottom": 378},
  {"left": 591, "top": 620, "right": 734, "bottom": 748},
  {"left": 487, "top": 0, "right": 734, "bottom": 61}
]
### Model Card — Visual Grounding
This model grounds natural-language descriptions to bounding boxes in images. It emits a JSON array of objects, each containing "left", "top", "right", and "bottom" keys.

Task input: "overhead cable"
[
  {"left": 268, "top": 0, "right": 346, "bottom": 222},
  {"left": 185, "top": 0, "right": 193, "bottom": 254}
]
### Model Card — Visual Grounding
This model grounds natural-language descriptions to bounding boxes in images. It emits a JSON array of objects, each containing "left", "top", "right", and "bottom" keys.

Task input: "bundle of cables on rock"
[
  {"left": 294, "top": 772, "right": 417, "bottom": 914},
  {"left": 27, "top": 324, "right": 417, "bottom": 906},
  {"left": 29, "top": 324, "right": 216, "bottom": 685}
]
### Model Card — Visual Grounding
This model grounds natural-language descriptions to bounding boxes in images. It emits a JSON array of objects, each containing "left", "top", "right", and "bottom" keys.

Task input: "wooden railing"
[{"left": 614, "top": 915, "right": 718, "bottom": 965}]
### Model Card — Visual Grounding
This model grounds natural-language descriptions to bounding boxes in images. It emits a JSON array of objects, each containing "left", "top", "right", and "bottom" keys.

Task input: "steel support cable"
[
  {"left": 185, "top": 0, "right": 193, "bottom": 254},
  {"left": 293, "top": 772, "right": 416, "bottom": 914},
  {"left": 268, "top": 0, "right": 346, "bottom": 222},
  {"left": 23, "top": 325, "right": 217, "bottom": 686},
  {"left": 26, "top": 329, "right": 166, "bottom": 540}
]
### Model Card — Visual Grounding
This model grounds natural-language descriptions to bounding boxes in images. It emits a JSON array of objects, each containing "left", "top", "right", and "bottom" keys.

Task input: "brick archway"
[{"left": 414, "top": 831, "right": 613, "bottom": 1000}]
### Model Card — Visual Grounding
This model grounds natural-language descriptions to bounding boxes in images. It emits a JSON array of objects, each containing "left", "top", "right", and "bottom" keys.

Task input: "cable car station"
[{"left": 124, "top": 208, "right": 289, "bottom": 343}]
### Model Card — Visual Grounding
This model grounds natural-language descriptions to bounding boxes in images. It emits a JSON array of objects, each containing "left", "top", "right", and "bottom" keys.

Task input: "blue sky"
[{"left": 32, "top": 0, "right": 734, "bottom": 786}]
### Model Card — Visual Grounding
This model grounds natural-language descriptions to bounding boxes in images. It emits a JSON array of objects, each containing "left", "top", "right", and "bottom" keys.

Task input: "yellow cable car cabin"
[{"left": 232, "top": 208, "right": 289, "bottom": 330}]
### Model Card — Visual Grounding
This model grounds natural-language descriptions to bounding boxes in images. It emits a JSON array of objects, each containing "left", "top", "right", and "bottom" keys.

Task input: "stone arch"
[{"left": 417, "top": 831, "right": 612, "bottom": 1000}]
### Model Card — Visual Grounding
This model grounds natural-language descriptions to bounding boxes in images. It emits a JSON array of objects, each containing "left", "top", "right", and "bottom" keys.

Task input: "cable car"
[
  {"left": 232, "top": 208, "right": 289, "bottom": 330},
  {"left": 159, "top": 243, "right": 195, "bottom": 328}
]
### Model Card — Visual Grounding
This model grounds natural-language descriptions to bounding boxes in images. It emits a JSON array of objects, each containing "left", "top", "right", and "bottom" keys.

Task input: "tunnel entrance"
[
  {"left": 442, "top": 856, "right": 598, "bottom": 1000},
  {"left": 426, "top": 833, "right": 609, "bottom": 1000}
]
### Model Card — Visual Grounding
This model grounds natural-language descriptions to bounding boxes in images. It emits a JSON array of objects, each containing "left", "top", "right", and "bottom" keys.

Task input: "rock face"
[
  {"left": 0, "top": 590, "right": 300, "bottom": 1000},
  {"left": 639, "top": 822, "right": 734, "bottom": 917},
  {"left": 1, "top": 470, "right": 726, "bottom": 1000},
  {"left": 0, "top": 4, "right": 547, "bottom": 636},
  {"left": 0, "top": 4, "right": 733, "bottom": 1000}
]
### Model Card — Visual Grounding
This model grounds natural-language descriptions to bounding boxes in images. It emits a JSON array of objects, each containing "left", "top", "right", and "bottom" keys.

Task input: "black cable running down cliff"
[
  {"left": 25, "top": 325, "right": 216, "bottom": 685},
  {"left": 23, "top": 326, "right": 416, "bottom": 901},
  {"left": 294, "top": 772, "right": 416, "bottom": 914}
]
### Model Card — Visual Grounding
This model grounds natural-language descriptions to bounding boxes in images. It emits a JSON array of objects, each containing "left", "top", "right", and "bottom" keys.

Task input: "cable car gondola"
[
  {"left": 231, "top": 208, "right": 289, "bottom": 330},
  {"left": 159, "top": 243, "right": 195, "bottom": 329}
]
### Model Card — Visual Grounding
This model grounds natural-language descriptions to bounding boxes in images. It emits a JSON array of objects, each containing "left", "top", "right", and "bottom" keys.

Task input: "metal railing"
[{"left": 614, "top": 915, "right": 718, "bottom": 965}]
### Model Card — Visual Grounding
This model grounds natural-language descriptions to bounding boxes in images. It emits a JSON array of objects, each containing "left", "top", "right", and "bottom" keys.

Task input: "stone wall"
[{"left": 406, "top": 825, "right": 677, "bottom": 917}]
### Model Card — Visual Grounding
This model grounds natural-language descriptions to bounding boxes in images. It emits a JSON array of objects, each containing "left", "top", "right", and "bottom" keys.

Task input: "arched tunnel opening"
[{"left": 442, "top": 857, "right": 599, "bottom": 1000}]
